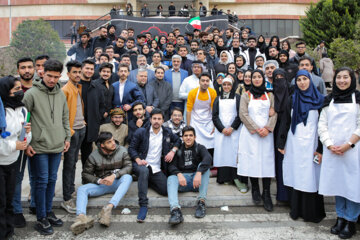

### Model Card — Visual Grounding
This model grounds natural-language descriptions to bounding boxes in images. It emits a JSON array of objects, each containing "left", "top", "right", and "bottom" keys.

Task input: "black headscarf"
[
  {"left": 273, "top": 68, "right": 289, "bottom": 113},
  {"left": 250, "top": 69, "right": 267, "bottom": 99},
  {"left": 0, "top": 75, "right": 24, "bottom": 110},
  {"left": 243, "top": 70, "right": 253, "bottom": 91},
  {"left": 323, "top": 67, "right": 360, "bottom": 107},
  {"left": 278, "top": 50, "right": 289, "bottom": 67}
]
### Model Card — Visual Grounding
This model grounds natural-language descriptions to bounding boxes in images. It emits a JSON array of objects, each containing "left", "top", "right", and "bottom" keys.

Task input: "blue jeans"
[
  {"left": 30, "top": 153, "right": 62, "bottom": 220},
  {"left": 12, "top": 151, "right": 36, "bottom": 214},
  {"left": 335, "top": 196, "right": 360, "bottom": 222},
  {"left": 167, "top": 169, "right": 210, "bottom": 210},
  {"left": 76, "top": 174, "right": 133, "bottom": 215}
]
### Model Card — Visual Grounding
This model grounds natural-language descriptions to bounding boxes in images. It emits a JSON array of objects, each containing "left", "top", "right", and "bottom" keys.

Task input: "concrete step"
[{"left": 21, "top": 160, "right": 335, "bottom": 209}]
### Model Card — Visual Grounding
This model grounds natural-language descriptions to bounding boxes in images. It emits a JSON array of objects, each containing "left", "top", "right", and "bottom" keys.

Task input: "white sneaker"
[{"left": 61, "top": 198, "right": 76, "bottom": 214}]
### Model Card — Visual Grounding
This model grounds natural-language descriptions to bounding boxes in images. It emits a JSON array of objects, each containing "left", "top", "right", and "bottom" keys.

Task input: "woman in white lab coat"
[
  {"left": 277, "top": 70, "right": 325, "bottom": 223},
  {"left": 212, "top": 78, "right": 241, "bottom": 187},
  {"left": 318, "top": 67, "right": 360, "bottom": 239},
  {"left": 238, "top": 69, "right": 277, "bottom": 212}
]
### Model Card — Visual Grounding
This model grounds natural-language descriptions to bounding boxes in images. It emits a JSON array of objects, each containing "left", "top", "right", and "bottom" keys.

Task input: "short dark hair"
[
  {"left": 17, "top": 57, "right": 33, "bottom": 69},
  {"left": 171, "top": 107, "right": 183, "bottom": 116},
  {"left": 127, "top": 27, "right": 134, "bottom": 32},
  {"left": 295, "top": 41, "right": 306, "bottom": 47},
  {"left": 81, "top": 59, "right": 95, "bottom": 68},
  {"left": 176, "top": 35, "right": 184, "bottom": 39},
  {"left": 152, "top": 52, "right": 162, "bottom": 58},
  {"left": 96, "top": 131, "right": 113, "bottom": 145},
  {"left": 190, "top": 40, "right": 199, "bottom": 45},
  {"left": 118, "top": 63, "right": 130, "bottom": 71},
  {"left": 155, "top": 67, "right": 165, "bottom": 73},
  {"left": 298, "top": 56, "right": 313, "bottom": 65},
  {"left": 132, "top": 100, "right": 145, "bottom": 109},
  {"left": 226, "top": 28, "right": 234, "bottom": 33},
  {"left": 268, "top": 46, "right": 277, "bottom": 51},
  {"left": 105, "top": 45, "right": 114, "bottom": 51},
  {"left": 199, "top": 72, "right": 211, "bottom": 80},
  {"left": 127, "top": 37, "right": 135, "bottom": 42},
  {"left": 66, "top": 60, "right": 82, "bottom": 72},
  {"left": 99, "top": 26, "right": 107, "bottom": 31},
  {"left": 120, "top": 53, "right": 130, "bottom": 60},
  {"left": 117, "top": 36, "right": 126, "bottom": 42},
  {"left": 99, "top": 53, "right": 110, "bottom": 61},
  {"left": 178, "top": 45, "right": 188, "bottom": 51},
  {"left": 35, "top": 55, "right": 49, "bottom": 62},
  {"left": 99, "top": 62, "right": 113, "bottom": 72},
  {"left": 44, "top": 59, "right": 63, "bottom": 73},
  {"left": 166, "top": 42, "right": 175, "bottom": 47},
  {"left": 150, "top": 108, "right": 164, "bottom": 119},
  {"left": 182, "top": 125, "right": 196, "bottom": 136},
  {"left": 80, "top": 32, "right": 90, "bottom": 37}
]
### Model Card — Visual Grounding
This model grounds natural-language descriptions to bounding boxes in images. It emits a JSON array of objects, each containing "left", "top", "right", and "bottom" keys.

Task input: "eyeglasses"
[{"left": 297, "top": 46, "right": 306, "bottom": 49}]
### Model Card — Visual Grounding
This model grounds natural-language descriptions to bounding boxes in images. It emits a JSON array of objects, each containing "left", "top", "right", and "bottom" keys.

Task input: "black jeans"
[
  {"left": 63, "top": 127, "right": 86, "bottom": 201},
  {"left": 250, "top": 177, "right": 271, "bottom": 192},
  {"left": 0, "top": 161, "right": 17, "bottom": 239},
  {"left": 71, "top": 34, "right": 77, "bottom": 44},
  {"left": 132, "top": 162, "right": 167, "bottom": 207}
]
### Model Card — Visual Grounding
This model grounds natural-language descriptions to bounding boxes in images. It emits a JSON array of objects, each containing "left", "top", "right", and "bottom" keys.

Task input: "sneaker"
[
  {"left": 98, "top": 205, "right": 112, "bottom": 227},
  {"left": 47, "top": 212, "right": 63, "bottom": 227},
  {"left": 195, "top": 200, "right": 206, "bottom": 218},
  {"left": 168, "top": 208, "right": 184, "bottom": 225},
  {"left": 71, "top": 191, "right": 77, "bottom": 200},
  {"left": 29, "top": 207, "right": 36, "bottom": 215},
  {"left": 13, "top": 213, "right": 26, "bottom": 228},
  {"left": 70, "top": 215, "right": 94, "bottom": 235},
  {"left": 137, "top": 206, "right": 148, "bottom": 223},
  {"left": 234, "top": 179, "right": 249, "bottom": 193},
  {"left": 34, "top": 218, "right": 54, "bottom": 235},
  {"left": 61, "top": 199, "right": 76, "bottom": 214}
]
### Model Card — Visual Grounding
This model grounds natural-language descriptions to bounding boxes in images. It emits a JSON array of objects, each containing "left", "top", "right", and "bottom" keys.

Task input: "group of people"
[{"left": 0, "top": 22, "right": 359, "bottom": 240}]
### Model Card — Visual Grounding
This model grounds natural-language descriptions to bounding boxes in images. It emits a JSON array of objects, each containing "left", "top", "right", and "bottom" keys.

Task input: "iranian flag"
[{"left": 189, "top": 16, "right": 201, "bottom": 30}]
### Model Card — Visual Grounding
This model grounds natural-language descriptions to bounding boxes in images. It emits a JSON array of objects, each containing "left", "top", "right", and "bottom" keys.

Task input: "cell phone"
[{"left": 313, "top": 154, "right": 320, "bottom": 164}]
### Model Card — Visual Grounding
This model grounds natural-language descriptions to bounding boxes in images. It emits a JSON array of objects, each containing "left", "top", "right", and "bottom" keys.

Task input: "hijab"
[
  {"left": 250, "top": 70, "right": 267, "bottom": 99},
  {"left": 0, "top": 75, "right": 24, "bottom": 110},
  {"left": 323, "top": 67, "right": 360, "bottom": 107},
  {"left": 218, "top": 50, "right": 231, "bottom": 65},
  {"left": 273, "top": 68, "right": 289, "bottom": 113},
  {"left": 243, "top": 70, "right": 253, "bottom": 92},
  {"left": 291, "top": 70, "right": 324, "bottom": 134}
]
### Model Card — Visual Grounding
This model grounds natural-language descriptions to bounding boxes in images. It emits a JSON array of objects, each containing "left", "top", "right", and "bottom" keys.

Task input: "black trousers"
[
  {"left": 250, "top": 177, "right": 271, "bottom": 191},
  {"left": 132, "top": 163, "right": 167, "bottom": 207},
  {"left": 0, "top": 161, "right": 17, "bottom": 240}
]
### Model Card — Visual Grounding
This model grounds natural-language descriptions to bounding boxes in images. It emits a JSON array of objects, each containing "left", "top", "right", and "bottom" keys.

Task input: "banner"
[{"left": 110, "top": 15, "right": 229, "bottom": 37}]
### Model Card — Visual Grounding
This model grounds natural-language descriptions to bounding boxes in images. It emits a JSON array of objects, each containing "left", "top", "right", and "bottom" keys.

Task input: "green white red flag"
[{"left": 189, "top": 16, "right": 201, "bottom": 30}]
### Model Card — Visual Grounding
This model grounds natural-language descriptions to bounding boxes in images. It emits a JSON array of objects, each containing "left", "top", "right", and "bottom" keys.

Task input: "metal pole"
[{"left": 8, "top": 0, "right": 12, "bottom": 43}]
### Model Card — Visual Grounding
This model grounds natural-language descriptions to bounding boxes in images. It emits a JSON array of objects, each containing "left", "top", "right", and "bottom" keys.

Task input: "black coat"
[
  {"left": 93, "top": 78, "right": 114, "bottom": 123},
  {"left": 127, "top": 115, "right": 150, "bottom": 144},
  {"left": 128, "top": 125, "right": 181, "bottom": 175},
  {"left": 212, "top": 94, "right": 241, "bottom": 132},
  {"left": 81, "top": 80, "right": 106, "bottom": 142}
]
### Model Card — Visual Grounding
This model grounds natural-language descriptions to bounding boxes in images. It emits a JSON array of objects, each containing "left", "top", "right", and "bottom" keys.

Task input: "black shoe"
[
  {"left": 331, "top": 217, "right": 346, "bottom": 235},
  {"left": 339, "top": 221, "right": 356, "bottom": 239},
  {"left": 169, "top": 208, "right": 184, "bottom": 225},
  {"left": 47, "top": 212, "right": 63, "bottom": 227},
  {"left": 262, "top": 189, "right": 273, "bottom": 212},
  {"left": 195, "top": 200, "right": 206, "bottom": 218},
  {"left": 29, "top": 207, "right": 36, "bottom": 215},
  {"left": 13, "top": 213, "right": 26, "bottom": 228},
  {"left": 251, "top": 188, "right": 262, "bottom": 205},
  {"left": 34, "top": 218, "right": 54, "bottom": 235}
]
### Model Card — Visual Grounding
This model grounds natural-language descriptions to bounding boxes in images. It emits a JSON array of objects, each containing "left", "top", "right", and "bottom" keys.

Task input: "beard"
[{"left": 21, "top": 73, "right": 34, "bottom": 81}]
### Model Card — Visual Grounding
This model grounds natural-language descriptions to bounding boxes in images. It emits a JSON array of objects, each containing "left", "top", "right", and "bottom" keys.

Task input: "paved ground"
[{"left": 13, "top": 206, "right": 350, "bottom": 240}]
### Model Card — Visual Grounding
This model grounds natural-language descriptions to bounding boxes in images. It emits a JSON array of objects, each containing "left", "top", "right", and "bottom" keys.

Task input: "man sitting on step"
[
  {"left": 167, "top": 126, "right": 212, "bottom": 225},
  {"left": 70, "top": 132, "right": 132, "bottom": 235}
]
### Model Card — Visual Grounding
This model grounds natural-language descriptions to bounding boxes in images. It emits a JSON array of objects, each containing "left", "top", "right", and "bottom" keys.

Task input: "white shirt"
[
  {"left": 119, "top": 80, "right": 126, "bottom": 102},
  {"left": 145, "top": 127, "right": 163, "bottom": 173},
  {"left": 179, "top": 74, "right": 214, "bottom": 100}
]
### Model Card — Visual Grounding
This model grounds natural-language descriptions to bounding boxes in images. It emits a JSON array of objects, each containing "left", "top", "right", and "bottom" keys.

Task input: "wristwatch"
[
  {"left": 347, "top": 142, "right": 355, "bottom": 148},
  {"left": 171, "top": 148, "right": 177, "bottom": 153}
]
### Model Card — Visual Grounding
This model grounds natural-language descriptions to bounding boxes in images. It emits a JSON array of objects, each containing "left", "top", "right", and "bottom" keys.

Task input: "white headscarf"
[{"left": 218, "top": 50, "right": 231, "bottom": 65}]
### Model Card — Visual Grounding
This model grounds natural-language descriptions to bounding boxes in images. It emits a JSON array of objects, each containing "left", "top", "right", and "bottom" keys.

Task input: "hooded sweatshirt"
[{"left": 22, "top": 80, "right": 71, "bottom": 154}]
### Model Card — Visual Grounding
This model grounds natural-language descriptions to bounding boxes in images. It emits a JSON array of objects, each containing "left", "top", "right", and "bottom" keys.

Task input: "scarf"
[
  {"left": 249, "top": 70, "right": 267, "bottom": 99},
  {"left": 323, "top": 67, "right": 360, "bottom": 107},
  {"left": 0, "top": 75, "right": 25, "bottom": 110},
  {"left": 291, "top": 70, "right": 324, "bottom": 134},
  {"left": 273, "top": 68, "right": 289, "bottom": 113}
]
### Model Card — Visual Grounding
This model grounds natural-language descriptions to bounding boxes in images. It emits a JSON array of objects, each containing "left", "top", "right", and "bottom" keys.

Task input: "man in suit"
[
  {"left": 112, "top": 64, "right": 144, "bottom": 118},
  {"left": 128, "top": 108, "right": 181, "bottom": 223},
  {"left": 164, "top": 55, "right": 188, "bottom": 112},
  {"left": 135, "top": 68, "right": 159, "bottom": 113},
  {"left": 128, "top": 55, "right": 155, "bottom": 83}
]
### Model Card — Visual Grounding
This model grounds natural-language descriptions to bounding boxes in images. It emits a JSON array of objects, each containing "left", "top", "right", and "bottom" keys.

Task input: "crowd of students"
[{"left": 0, "top": 23, "right": 359, "bottom": 240}]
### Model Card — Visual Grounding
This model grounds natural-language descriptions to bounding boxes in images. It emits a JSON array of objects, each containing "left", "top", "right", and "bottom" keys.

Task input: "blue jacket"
[
  {"left": 67, "top": 41, "right": 92, "bottom": 63},
  {"left": 128, "top": 125, "right": 181, "bottom": 174},
  {"left": 128, "top": 69, "right": 155, "bottom": 84},
  {"left": 164, "top": 68, "right": 188, "bottom": 86},
  {"left": 112, "top": 80, "right": 144, "bottom": 108}
]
